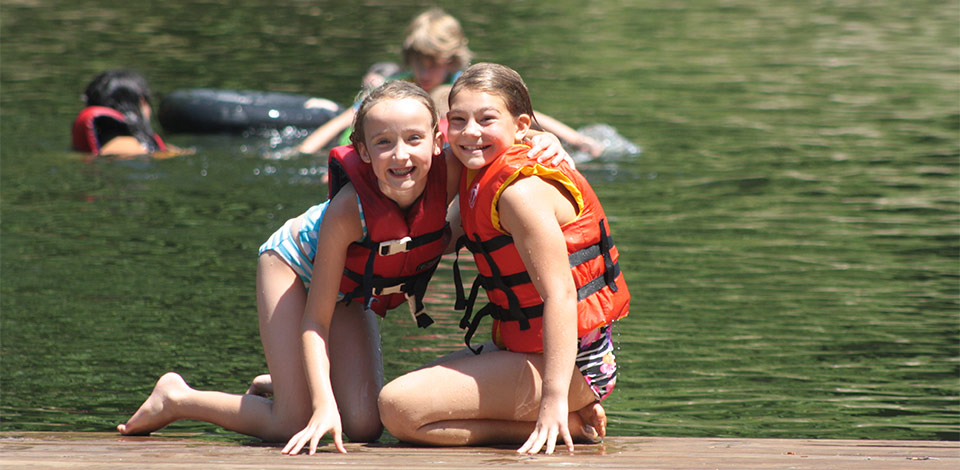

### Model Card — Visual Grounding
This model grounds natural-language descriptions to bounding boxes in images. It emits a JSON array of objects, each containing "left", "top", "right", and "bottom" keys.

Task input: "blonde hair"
[
  {"left": 350, "top": 81, "right": 439, "bottom": 149},
  {"left": 402, "top": 8, "right": 472, "bottom": 71}
]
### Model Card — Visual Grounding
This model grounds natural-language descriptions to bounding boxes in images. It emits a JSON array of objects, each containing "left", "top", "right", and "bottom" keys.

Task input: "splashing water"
[{"left": 571, "top": 124, "right": 642, "bottom": 163}]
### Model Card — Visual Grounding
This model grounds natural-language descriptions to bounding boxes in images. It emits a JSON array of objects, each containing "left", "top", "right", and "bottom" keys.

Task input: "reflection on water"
[{"left": 1, "top": 0, "right": 957, "bottom": 442}]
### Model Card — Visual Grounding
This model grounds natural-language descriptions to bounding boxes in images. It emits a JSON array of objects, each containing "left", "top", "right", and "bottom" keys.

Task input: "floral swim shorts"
[{"left": 576, "top": 324, "right": 618, "bottom": 401}]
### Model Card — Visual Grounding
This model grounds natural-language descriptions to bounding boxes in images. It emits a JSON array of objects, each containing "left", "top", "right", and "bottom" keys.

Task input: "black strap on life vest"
[
  {"left": 453, "top": 219, "right": 621, "bottom": 352},
  {"left": 340, "top": 224, "right": 447, "bottom": 328}
]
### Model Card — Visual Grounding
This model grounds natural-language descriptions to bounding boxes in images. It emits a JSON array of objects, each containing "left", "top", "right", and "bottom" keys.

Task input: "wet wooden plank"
[{"left": 1, "top": 432, "right": 957, "bottom": 469}]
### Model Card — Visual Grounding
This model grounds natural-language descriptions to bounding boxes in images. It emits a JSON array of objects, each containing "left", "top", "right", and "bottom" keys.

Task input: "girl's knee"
[
  {"left": 377, "top": 380, "right": 418, "bottom": 440},
  {"left": 260, "top": 400, "right": 312, "bottom": 442},
  {"left": 342, "top": 413, "right": 383, "bottom": 443},
  {"left": 336, "top": 396, "right": 382, "bottom": 442}
]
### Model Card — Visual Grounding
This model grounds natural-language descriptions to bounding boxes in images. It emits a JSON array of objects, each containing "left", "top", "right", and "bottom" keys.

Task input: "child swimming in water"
[{"left": 72, "top": 69, "right": 192, "bottom": 160}]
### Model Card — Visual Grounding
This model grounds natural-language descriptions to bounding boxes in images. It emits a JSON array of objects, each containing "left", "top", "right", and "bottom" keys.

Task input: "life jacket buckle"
[
  {"left": 379, "top": 236, "right": 412, "bottom": 256},
  {"left": 374, "top": 284, "right": 405, "bottom": 296}
]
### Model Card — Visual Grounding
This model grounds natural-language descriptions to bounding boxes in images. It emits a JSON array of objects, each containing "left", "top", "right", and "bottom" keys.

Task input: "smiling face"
[
  {"left": 356, "top": 97, "right": 442, "bottom": 209},
  {"left": 446, "top": 89, "right": 531, "bottom": 170}
]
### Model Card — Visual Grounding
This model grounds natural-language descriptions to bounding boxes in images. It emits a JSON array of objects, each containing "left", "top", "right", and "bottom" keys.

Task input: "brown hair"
[
  {"left": 350, "top": 80, "right": 439, "bottom": 149},
  {"left": 449, "top": 63, "right": 536, "bottom": 122},
  {"left": 402, "top": 8, "right": 472, "bottom": 71}
]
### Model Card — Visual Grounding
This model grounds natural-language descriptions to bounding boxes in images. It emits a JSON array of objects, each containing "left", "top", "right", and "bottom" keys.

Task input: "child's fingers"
[
  {"left": 517, "top": 433, "right": 535, "bottom": 454},
  {"left": 281, "top": 430, "right": 306, "bottom": 455},
  {"left": 333, "top": 428, "right": 347, "bottom": 453},
  {"left": 518, "top": 428, "right": 549, "bottom": 455},
  {"left": 517, "top": 429, "right": 541, "bottom": 454},
  {"left": 561, "top": 426, "right": 575, "bottom": 454},
  {"left": 544, "top": 427, "right": 558, "bottom": 454}
]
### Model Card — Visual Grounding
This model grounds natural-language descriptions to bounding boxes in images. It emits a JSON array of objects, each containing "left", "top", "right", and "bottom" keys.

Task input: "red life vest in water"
[
  {"left": 71, "top": 106, "right": 167, "bottom": 154},
  {"left": 327, "top": 145, "right": 449, "bottom": 327},
  {"left": 455, "top": 145, "right": 630, "bottom": 353}
]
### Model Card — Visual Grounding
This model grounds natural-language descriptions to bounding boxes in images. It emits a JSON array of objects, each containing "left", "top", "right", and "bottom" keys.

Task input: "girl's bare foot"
[
  {"left": 245, "top": 374, "right": 273, "bottom": 397},
  {"left": 575, "top": 401, "right": 607, "bottom": 442},
  {"left": 117, "top": 372, "right": 190, "bottom": 435}
]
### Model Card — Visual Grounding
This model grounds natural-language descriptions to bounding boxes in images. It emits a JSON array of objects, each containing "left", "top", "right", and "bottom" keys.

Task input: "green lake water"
[{"left": 1, "top": 0, "right": 957, "bottom": 442}]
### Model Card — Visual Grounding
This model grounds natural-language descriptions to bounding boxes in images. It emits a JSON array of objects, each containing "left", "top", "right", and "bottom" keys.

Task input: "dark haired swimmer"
[{"left": 72, "top": 69, "right": 193, "bottom": 160}]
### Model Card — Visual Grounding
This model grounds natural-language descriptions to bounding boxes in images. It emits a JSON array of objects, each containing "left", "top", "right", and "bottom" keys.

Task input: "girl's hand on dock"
[
  {"left": 281, "top": 407, "right": 346, "bottom": 455},
  {"left": 516, "top": 397, "right": 574, "bottom": 455}
]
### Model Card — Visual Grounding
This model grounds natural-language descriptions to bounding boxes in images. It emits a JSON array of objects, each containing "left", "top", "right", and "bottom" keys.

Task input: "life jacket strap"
[
  {"left": 453, "top": 235, "right": 469, "bottom": 310},
  {"left": 576, "top": 262, "right": 621, "bottom": 301},
  {"left": 362, "top": 225, "right": 446, "bottom": 256},
  {"left": 462, "top": 303, "right": 491, "bottom": 355},
  {"left": 486, "top": 302, "right": 544, "bottom": 323},
  {"left": 342, "top": 257, "right": 440, "bottom": 329},
  {"left": 455, "top": 234, "right": 530, "bottom": 343},
  {"left": 458, "top": 275, "right": 484, "bottom": 330},
  {"left": 597, "top": 220, "right": 619, "bottom": 293},
  {"left": 344, "top": 224, "right": 446, "bottom": 327},
  {"left": 406, "top": 293, "right": 434, "bottom": 328}
]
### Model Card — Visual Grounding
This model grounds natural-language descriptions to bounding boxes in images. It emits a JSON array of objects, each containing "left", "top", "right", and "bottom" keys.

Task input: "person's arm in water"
[
  {"left": 99, "top": 138, "right": 194, "bottom": 160},
  {"left": 534, "top": 111, "right": 603, "bottom": 158},
  {"left": 95, "top": 116, "right": 195, "bottom": 159},
  {"left": 297, "top": 107, "right": 357, "bottom": 154},
  {"left": 98, "top": 137, "right": 148, "bottom": 158}
]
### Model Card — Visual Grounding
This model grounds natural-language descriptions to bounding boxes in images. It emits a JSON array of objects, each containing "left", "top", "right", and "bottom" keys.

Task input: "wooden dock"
[{"left": 1, "top": 432, "right": 957, "bottom": 469}]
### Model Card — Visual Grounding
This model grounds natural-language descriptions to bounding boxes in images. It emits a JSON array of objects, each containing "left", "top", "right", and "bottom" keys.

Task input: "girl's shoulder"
[{"left": 320, "top": 183, "right": 366, "bottom": 244}]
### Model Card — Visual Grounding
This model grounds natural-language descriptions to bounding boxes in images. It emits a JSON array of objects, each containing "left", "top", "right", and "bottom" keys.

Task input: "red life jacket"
[
  {"left": 71, "top": 106, "right": 167, "bottom": 154},
  {"left": 455, "top": 145, "right": 630, "bottom": 353},
  {"left": 327, "top": 145, "right": 449, "bottom": 327},
  {"left": 438, "top": 118, "right": 449, "bottom": 142}
]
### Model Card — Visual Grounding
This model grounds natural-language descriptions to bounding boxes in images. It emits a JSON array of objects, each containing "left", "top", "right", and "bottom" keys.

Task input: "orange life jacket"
[
  {"left": 456, "top": 145, "right": 630, "bottom": 353},
  {"left": 71, "top": 106, "right": 167, "bottom": 154},
  {"left": 328, "top": 145, "right": 449, "bottom": 327}
]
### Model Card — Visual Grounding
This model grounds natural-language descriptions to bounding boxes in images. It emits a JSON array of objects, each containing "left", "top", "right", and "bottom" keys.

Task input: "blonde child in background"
[
  {"left": 298, "top": 9, "right": 602, "bottom": 157},
  {"left": 297, "top": 8, "right": 470, "bottom": 154}
]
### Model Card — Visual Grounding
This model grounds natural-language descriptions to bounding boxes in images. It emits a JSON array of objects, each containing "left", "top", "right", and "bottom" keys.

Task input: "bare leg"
[
  {"left": 116, "top": 372, "right": 190, "bottom": 435},
  {"left": 118, "top": 253, "right": 312, "bottom": 441},
  {"left": 246, "top": 374, "right": 273, "bottom": 397},
  {"left": 116, "top": 372, "right": 292, "bottom": 439},
  {"left": 378, "top": 349, "right": 598, "bottom": 446},
  {"left": 327, "top": 302, "right": 383, "bottom": 441},
  {"left": 118, "top": 252, "right": 384, "bottom": 442},
  {"left": 416, "top": 341, "right": 499, "bottom": 370}
]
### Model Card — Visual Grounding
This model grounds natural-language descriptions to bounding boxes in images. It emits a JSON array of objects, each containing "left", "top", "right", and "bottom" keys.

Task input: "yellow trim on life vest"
[{"left": 491, "top": 162, "right": 585, "bottom": 234}]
